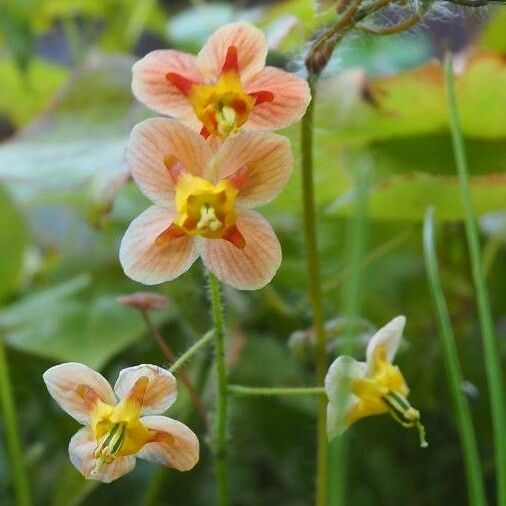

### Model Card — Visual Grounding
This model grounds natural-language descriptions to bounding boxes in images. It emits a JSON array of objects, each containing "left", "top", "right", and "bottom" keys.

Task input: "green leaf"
[
  {"left": 0, "top": 57, "right": 67, "bottom": 126},
  {"left": 0, "top": 54, "right": 140, "bottom": 216},
  {"left": 0, "top": 275, "right": 171, "bottom": 369},
  {"left": 0, "top": 187, "right": 28, "bottom": 302}
]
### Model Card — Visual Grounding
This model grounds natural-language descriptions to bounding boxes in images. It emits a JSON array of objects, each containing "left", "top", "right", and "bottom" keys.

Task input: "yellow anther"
[{"left": 197, "top": 205, "right": 223, "bottom": 232}]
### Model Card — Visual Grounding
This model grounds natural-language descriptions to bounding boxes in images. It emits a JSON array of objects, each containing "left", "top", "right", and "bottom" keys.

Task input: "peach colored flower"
[
  {"left": 43, "top": 363, "right": 199, "bottom": 483},
  {"left": 119, "top": 118, "right": 292, "bottom": 290},
  {"left": 132, "top": 22, "right": 311, "bottom": 139}
]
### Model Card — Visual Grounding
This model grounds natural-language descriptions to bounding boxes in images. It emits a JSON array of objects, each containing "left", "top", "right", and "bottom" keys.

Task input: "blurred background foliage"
[{"left": 1, "top": 1, "right": 506, "bottom": 505}]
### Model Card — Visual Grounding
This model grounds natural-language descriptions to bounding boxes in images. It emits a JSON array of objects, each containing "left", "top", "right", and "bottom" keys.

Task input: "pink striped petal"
[
  {"left": 197, "top": 22, "right": 267, "bottom": 83},
  {"left": 200, "top": 210, "right": 281, "bottom": 290},
  {"left": 69, "top": 427, "right": 136, "bottom": 482},
  {"left": 211, "top": 131, "right": 292, "bottom": 208},
  {"left": 245, "top": 67, "right": 311, "bottom": 130},
  {"left": 119, "top": 206, "right": 198, "bottom": 285},
  {"left": 127, "top": 118, "right": 212, "bottom": 206},
  {"left": 132, "top": 49, "right": 200, "bottom": 118},
  {"left": 138, "top": 416, "right": 199, "bottom": 471},
  {"left": 114, "top": 365, "right": 177, "bottom": 415},
  {"left": 43, "top": 363, "right": 116, "bottom": 425}
]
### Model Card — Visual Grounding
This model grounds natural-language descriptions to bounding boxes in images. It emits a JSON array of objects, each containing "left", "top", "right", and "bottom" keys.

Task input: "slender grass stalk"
[
  {"left": 445, "top": 53, "right": 506, "bottom": 505},
  {"left": 423, "top": 207, "right": 487, "bottom": 506},
  {"left": 0, "top": 340, "right": 31, "bottom": 506},
  {"left": 227, "top": 385, "right": 325, "bottom": 397},
  {"left": 300, "top": 75, "right": 329, "bottom": 506},
  {"left": 207, "top": 272, "right": 230, "bottom": 506},
  {"left": 330, "top": 164, "right": 368, "bottom": 506},
  {"left": 169, "top": 330, "right": 214, "bottom": 374}
]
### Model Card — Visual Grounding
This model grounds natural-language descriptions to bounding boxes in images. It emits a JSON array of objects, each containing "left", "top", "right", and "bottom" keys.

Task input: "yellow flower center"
[
  {"left": 348, "top": 346, "right": 427, "bottom": 447},
  {"left": 156, "top": 165, "right": 246, "bottom": 249},
  {"left": 78, "top": 377, "right": 155, "bottom": 473},
  {"left": 189, "top": 71, "right": 255, "bottom": 138},
  {"left": 166, "top": 46, "right": 274, "bottom": 139}
]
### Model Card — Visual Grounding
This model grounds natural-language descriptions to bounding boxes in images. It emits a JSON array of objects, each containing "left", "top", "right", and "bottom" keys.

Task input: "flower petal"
[
  {"left": 197, "top": 22, "right": 267, "bottom": 82},
  {"left": 138, "top": 415, "right": 199, "bottom": 471},
  {"left": 114, "top": 365, "right": 177, "bottom": 415},
  {"left": 43, "top": 363, "right": 116, "bottom": 424},
  {"left": 127, "top": 118, "right": 212, "bottom": 206},
  {"left": 211, "top": 131, "right": 292, "bottom": 208},
  {"left": 132, "top": 49, "right": 201, "bottom": 118},
  {"left": 69, "top": 427, "right": 136, "bottom": 483},
  {"left": 245, "top": 67, "right": 311, "bottom": 130},
  {"left": 119, "top": 206, "right": 198, "bottom": 285},
  {"left": 366, "top": 315, "right": 406, "bottom": 371},
  {"left": 200, "top": 210, "right": 281, "bottom": 290},
  {"left": 325, "top": 356, "right": 368, "bottom": 440}
]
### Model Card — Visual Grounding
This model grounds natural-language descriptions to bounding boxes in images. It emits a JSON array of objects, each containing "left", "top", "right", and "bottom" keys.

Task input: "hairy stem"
[
  {"left": 445, "top": 53, "right": 506, "bottom": 505},
  {"left": 228, "top": 385, "right": 325, "bottom": 397},
  {"left": 169, "top": 330, "right": 214, "bottom": 373},
  {"left": 0, "top": 340, "right": 31, "bottom": 506},
  {"left": 301, "top": 75, "right": 329, "bottom": 506},
  {"left": 207, "top": 272, "right": 230, "bottom": 506}
]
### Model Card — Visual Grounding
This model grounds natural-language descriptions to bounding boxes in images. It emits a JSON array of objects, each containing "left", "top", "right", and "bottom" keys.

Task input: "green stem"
[
  {"left": 445, "top": 54, "right": 506, "bottom": 505},
  {"left": 301, "top": 75, "right": 329, "bottom": 506},
  {"left": 423, "top": 208, "right": 487, "bottom": 506},
  {"left": 228, "top": 385, "right": 325, "bottom": 397},
  {"left": 207, "top": 272, "right": 230, "bottom": 506},
  {"left": 169, "top": 330, "right": 214, "bottom": 374},
  {"left": 331, "top": 163, "right": 368, "bottom": 506},
  {"left": 0, "top": 340, "right": 31, "bottom": 506}
]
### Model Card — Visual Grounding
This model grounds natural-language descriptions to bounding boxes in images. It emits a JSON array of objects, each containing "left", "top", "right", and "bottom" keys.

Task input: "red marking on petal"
[
  {"left": 232, "top": 99, "right": 248, "bottom": 115},
  {"left": 249, "top": 90, "right": 275, "bottom": 105},
  {"left": 166, "top": 72, "right": 195, "bottom": 96},
  {"left": 76, "top": 385, "right": 101, "bottom": 409},
  {"left": 150, "top": 431, "right": 175, "bottom": 444},
  {"left": 164, "top": 155, "right": 187, "bottom": 184},
  {"left": 127, "top": 376, "right": 149, "bottom": 405},
  {"left": 226, "top": 165, "right": 250, "bottom": 190},
  {"left": 223, "top": 225, "right": 246, "bottom": 249},
  {"left": 222, "top": 46, "right": 239, "bottom": 74},
  {"left": 200, "top": 126, "right": 211, "bottom": 139},
  {"left": 155, "top": 223, "right": 186, "bottom": 247}
]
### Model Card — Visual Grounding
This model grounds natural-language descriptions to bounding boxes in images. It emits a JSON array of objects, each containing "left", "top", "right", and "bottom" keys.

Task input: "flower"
[
  {"left": 43, "top": 363, "right": 199, "bottom": 482},
  {"left": 325, "top": 316, "right": 428, "bottom": 447},
  {"left": 132, "top": 22, "right": 311, "bottom": 139},
  {"left": 119, "top": 118, "right": 292, "bottom": 290},
  {"left": 116, "top": 292, "right": 169, "bottom": 311}
]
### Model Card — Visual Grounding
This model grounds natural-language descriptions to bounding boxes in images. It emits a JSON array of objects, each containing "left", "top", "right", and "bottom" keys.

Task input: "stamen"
[
  {"left": 382, "top": 390, "right": 428, "bottom": 448},
  {"left": 92, "top": 422, "right": 126, "bottom": 473},
  {"left": 222, "top": 46, "right": 239, "bottom": 74},
  {"left": 197, "top": 205, "right": 223, "bottom": 231}
]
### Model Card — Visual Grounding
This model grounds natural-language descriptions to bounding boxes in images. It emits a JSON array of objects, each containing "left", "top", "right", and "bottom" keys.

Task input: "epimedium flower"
[
  {"left": 43, "top": 363, "right": 199, "bottom": 483},
  {"left": 325, "top": 316, "right": 428, "bottom": 447},
  {"left": 119, "top": 118, "right": 292, "bottom": 290},
  {"left": 132, "top": 22, "right": 311, "bottom": 139}
]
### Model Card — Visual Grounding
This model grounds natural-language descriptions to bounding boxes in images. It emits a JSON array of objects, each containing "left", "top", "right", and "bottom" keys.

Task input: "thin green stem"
[
  {"left": 207, "top": 272, "right": 230, "bottom": 506},
  {"left": 330, "top": 163, "right": 368, "bottom": 506},
  {"left": 228, "top": 385, "right": 325, "bottom": 397},
  {"left": 169, "top": 330, "right": 214, "bottom": 374},
  {"left": 301, "top": 75, "right": 329, "bottom": 506},
  {"left": 0, "top": 340, "right": 31, "bottom": 506},
  {"left": 423, "top": 208, "right": 487, "bottom": 506},
  {"left": 445, "top": 54, "right": 506, "bottom": 505}
]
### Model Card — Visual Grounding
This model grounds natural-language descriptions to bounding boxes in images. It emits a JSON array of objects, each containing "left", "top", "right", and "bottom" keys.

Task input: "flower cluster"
[{"left": 43, "top": 22, "right": 311, "bottom": 483}]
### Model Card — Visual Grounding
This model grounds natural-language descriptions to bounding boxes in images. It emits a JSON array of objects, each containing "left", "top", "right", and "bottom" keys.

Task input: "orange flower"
[
  {"left": 43, "top": 363, "right": 199, "bottom": 482},
  {"left": 119, "top": 118, "right": 292, "bottom": 290},
  {"left": 132, "top": 22, "right": 311, "bottom": 138}
]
